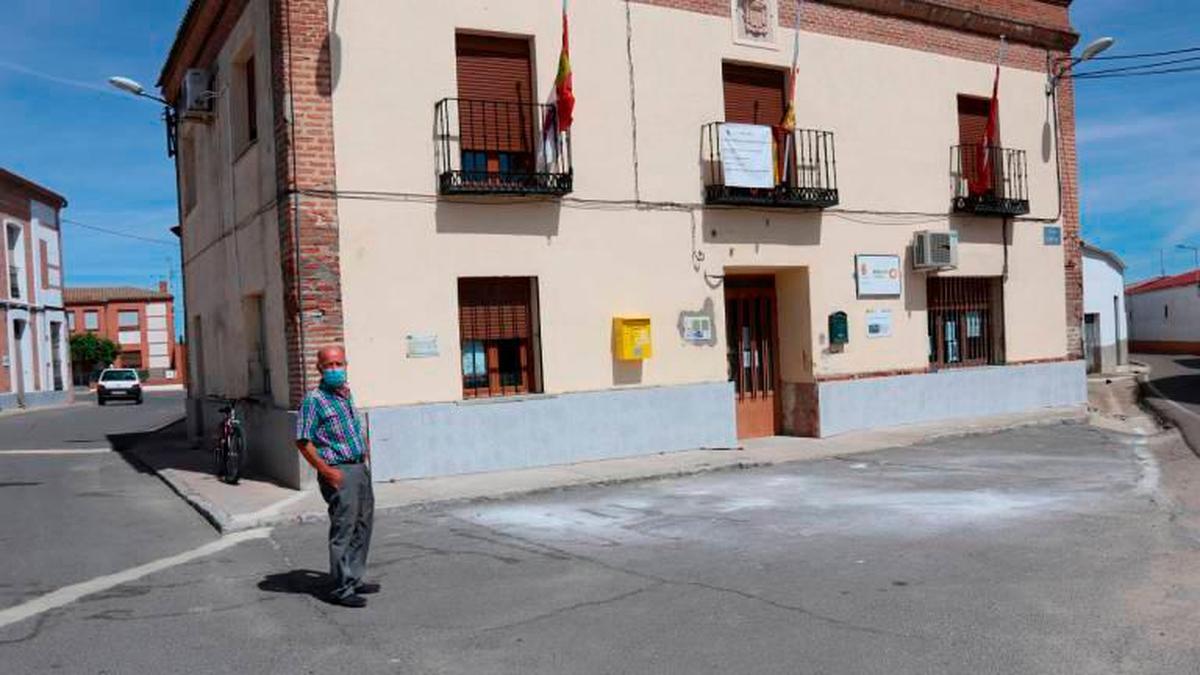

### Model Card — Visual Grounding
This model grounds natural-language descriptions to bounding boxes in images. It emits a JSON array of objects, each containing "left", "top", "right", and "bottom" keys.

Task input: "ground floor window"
[
  {"left": 457, "top": 277, "right": 541, "bottom": 398},
  {"left": 927, "top": 277, "right": 1003, "bottom": 368},
  {"left": 120, "top": 350, "right": 143, "bottom": 370}
]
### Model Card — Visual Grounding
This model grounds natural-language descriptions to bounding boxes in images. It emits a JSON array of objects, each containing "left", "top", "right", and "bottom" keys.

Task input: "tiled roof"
[
  {"left": 63, "top": 286, "right": 173, "bottom": 304},
  {"left": 0, "top": 168, "right": 67, "bottom": 208},
  {"left": 1126, "top": 270, "right": 1200, "bottom": 296}
]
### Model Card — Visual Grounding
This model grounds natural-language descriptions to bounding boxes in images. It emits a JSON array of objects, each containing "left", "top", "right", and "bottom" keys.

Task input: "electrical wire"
[
  {"left": 1072, "top": 55, "right": 1200, "bottom": 78},
  {"left": 1088, "top": 46, "right": 1200, "bottom": 61},
  {"left": 1074, "top": 65, "right": 1200, "bottom": 80},
  {"left": 62, "top": 218, "right": 176, "bottom": 245}
]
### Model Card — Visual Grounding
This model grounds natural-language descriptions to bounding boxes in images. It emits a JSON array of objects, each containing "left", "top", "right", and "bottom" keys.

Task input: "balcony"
[
  {"left": 951, "top": 145, "right": 1030, "bottom": 217},
  {"left": 701, "top": 123, "right": 838, "bottom": 208},
  {"left": 435, "top": 98, "right": 573, "bottom": 197}
]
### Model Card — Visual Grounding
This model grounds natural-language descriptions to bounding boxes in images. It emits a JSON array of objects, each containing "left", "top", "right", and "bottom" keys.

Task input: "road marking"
[
  {"left": 0, "top": 528, "right": 272, "bottom": 631},
  {"left": 0, "top": 449, "right": 111, "bottom": 456}
]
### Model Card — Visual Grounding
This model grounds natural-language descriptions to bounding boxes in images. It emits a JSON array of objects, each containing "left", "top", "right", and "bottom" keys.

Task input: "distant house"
[
  {"left": 1081, "top": 243, "right": 1127, "bottom": 373},
  {"left": 0, "top": 168, "right": 71, "bottom": 410},
  {"left": 64, "top": 283, "right": 183, "bottom": 385},
  {"left": 1126, "top": 270, "right": 1200, "bottom": 355}
]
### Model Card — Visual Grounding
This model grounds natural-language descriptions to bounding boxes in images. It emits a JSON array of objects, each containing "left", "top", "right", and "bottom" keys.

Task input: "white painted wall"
[
  {"left": 1082, "top": 250, "right": 1126, "bottom": 348},
  {"left": 1128, "top": 283, "right": 1200, "bottom": 344}
]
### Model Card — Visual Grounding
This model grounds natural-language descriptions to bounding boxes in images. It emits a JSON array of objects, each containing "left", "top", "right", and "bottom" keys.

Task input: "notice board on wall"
[{"left": 856, "top": 255, "right": 902, "bottom": 297}]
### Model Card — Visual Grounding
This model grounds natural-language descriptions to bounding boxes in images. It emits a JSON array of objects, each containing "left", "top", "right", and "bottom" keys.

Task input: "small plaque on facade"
[
  {"left": 856, "top": 255, "right": 902, "bottom": 298},
  {"left": 1044, "top": 226, "right": 1062, "bottom": 245},
  {"left": 682, "top": 315, "right": 714, "bottom": 343},
  {"left": 405, "top": 334, "right": 439, "bottom": 358},
  {"left": 866, "top": 310, "right": 892, "bottom": 339}
]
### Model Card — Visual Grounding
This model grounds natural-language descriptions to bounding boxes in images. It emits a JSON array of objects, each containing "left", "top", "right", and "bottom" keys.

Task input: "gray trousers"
[{"left": 318, "top": 463, "right": 374, "bottom": 599}]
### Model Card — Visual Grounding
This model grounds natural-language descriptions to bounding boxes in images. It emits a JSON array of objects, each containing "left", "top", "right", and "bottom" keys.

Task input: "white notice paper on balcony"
[{"left": 719, "top": 124, "right": 774, "bottom": 189}]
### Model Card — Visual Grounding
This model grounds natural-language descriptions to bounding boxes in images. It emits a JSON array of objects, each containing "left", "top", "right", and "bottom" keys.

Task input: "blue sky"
[{"left": 0, "top": 0, "right": 1195, "bottom": 306}]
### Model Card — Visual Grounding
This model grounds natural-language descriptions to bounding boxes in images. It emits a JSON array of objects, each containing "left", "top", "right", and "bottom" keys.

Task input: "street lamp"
[
  {"left": 1047, "top": 36, "right": 1116, "bottom": 93},
  {"left": 108, "top": 75, "right": 176, "bottom": 157},
  {"left": 1177, "top": 243, "right": 1199, "bottom": 269}
]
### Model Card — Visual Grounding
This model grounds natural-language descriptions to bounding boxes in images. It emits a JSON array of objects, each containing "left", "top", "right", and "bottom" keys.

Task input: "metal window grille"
[
  {"left": 928, "top": 277, "right": 1001, "bottom": 369},
  {"left": 458, "top": 277, "right": 541, "bottom": 399},
  {"left": 950, "top": 145, "right": 1029, "bottom": 216}
]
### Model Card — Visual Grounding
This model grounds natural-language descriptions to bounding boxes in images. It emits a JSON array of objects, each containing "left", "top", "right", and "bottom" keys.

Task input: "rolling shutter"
[
  {"left": 957, "top": 95, "right": 991, "bottom": 146},
  {"left": 723, "top": 64, "right": 786, "bottom": 126},
  {"left": 455, "top": 34, "right": 535, "bottom": 153},
  {"left": 458, "top": 278, "right": 534, "bottom": 341}
]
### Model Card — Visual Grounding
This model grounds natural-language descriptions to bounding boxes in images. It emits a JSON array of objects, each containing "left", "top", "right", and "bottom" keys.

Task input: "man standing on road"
[{"left": 295, "top": 345, "right": 378, "bottom": 608}]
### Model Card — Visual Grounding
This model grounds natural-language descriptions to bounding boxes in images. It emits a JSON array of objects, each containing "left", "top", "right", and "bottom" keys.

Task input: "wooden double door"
[{"left": 725, "top": 277, "right": 781, "bottom": 439}]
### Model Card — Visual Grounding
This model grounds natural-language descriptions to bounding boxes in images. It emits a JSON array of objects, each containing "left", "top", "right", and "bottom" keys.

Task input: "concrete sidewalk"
[{"left": 126, "top": 406, "right": 1113, "bottom": 533}]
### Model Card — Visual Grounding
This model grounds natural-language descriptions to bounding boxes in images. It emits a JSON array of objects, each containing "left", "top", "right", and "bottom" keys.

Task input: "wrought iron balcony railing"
[
  {"left": 951, "top": 145, "right": 1030, "bottom": 216},
  {"left": 701, "top": 122, "right": 838, "bottom": 208},
  {"left": 435, "top": 98, "right": 573, "bottom": 196}
]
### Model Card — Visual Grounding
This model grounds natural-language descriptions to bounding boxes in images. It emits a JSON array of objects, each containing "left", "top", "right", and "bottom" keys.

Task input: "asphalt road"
[
  {"left": 0, "top": 390, "right": 186, "bottom": 450},
  {"left": 3, "top": 423, "right": 1199, "bottom": 674},
  {"left": 0, "top": 391, "right": 216, "bottom": 619},
  {"left": 1137, "top": 352, "right": 1200, "bottom": 451}
]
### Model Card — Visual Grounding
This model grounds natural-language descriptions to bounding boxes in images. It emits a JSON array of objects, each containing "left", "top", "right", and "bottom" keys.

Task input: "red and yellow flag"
[{"left": 555, "top": 0, "right": 575, "bottom": 132}]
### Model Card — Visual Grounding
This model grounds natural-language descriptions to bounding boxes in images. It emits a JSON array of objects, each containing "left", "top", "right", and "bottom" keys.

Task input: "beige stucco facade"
[
  {"left": 328, "top": 0, "right": 1068, "bottom": 407},
  {"left": 168, "top": 0, "right": 1084, "bottom": 485}
]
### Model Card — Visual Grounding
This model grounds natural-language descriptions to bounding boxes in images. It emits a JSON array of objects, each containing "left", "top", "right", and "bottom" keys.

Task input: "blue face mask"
[{"left": 321, "top": 368, "right": 347, "bottom": 389}]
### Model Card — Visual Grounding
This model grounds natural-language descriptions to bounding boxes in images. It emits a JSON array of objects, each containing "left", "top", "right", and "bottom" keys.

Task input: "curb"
[{"left": 211, "top": 407, "right": 1091, "bottom": 534}]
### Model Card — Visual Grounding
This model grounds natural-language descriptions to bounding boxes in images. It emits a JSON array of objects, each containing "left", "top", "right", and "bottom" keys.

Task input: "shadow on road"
[
  {"left": 258, "top": 570, "right": 335, "bottom": 602},
  {"left": 1144, "top": 375, "right": 1200, "bottom": 406},
  {"left": 109, "top": 421, "right": 212, "bottom": 477},
  {"left": 1173, "top": 358, "right": 1200, "bottom": 370}
]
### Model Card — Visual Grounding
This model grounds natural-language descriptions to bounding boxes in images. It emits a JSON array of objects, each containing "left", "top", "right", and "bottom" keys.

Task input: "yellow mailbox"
[{"left": 613, "top": 317, "right": 653, "bottom": 361}]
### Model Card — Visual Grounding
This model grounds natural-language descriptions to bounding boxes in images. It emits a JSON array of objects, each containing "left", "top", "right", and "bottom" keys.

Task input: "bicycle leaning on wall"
[{"left": 214, "top": 398, "right": 249, "bottom": 484}]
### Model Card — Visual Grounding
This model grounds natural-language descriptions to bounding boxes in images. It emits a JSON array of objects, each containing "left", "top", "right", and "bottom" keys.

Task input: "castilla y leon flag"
[{"left": 541, "top": 0, "right": 574, "bottom": 169}]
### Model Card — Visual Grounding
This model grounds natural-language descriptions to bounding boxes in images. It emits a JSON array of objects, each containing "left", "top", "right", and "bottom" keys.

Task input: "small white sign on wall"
[
  {"left": 866, "top": 310, "right": 893, "bottom": 339},
  {"left": 406, "top": 334, "right": 439, "bottom": 358},
  {"left": 682, "top": 315, "right": 714, "bottom": 343},
  {"left": 856, "top": 255, "right": 902, "bottom": 297}
]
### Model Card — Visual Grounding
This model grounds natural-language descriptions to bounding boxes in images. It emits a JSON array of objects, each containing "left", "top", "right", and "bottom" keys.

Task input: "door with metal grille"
[{"left": 725, "top": 277, "right": 780, "bottom": 439}]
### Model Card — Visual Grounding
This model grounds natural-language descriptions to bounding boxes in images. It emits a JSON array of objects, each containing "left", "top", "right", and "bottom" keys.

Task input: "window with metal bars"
[
  {"left": 927, "top": 277, "right": 1003, "bottom": 368},
  {"left": 458, "top": 277, "right": 541, "bottom": 398}
]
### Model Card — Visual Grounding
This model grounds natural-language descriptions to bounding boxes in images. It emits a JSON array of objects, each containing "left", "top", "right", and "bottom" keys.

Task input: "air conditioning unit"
[
  {"left": 913, "top": 230, "right": 959, "bottom": 270},
  {"left": 178, "top": 68, "right": 215, "bottom": 120}
]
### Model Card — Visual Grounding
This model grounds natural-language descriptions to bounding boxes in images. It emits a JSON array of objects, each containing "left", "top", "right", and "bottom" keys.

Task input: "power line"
[
  {"left": 62, "top": 218, "right": 176, "bottom": 245},
  {"left": 1074, "top": 65, "right": 1200, "bottom": 81},
  {"left": 1090, "top": 46, "right": 1200, "bottom": 61},
  {"left": 1072, "top": 55, "right": 1200, "bottom": 78}
]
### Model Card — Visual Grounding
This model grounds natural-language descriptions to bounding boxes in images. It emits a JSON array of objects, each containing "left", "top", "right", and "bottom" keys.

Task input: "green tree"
[{"left": 70, "top": 333, "right": 119, "bottom": 370}]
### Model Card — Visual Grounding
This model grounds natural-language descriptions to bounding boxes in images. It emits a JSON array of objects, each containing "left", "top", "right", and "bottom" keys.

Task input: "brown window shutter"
[
  {"left": 458, "top": 278, "right": 533, "bottom": 341},
  {"left": 723, "top": 64, "right": 786, "bottom": 126},
  {"left": 957, "top": 95, "right": 992, "bottom": 147},
  {"left": 455, "top": 34, "right": 535, "bottom": 153}
]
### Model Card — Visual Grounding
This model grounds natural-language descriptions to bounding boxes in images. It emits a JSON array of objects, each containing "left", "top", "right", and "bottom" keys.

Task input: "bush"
[{"left": 70, "top": 333, "right": 119, "bottom": 370}]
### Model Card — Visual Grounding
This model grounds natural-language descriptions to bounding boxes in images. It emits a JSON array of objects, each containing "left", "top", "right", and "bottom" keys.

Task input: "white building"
[
  {"left": 1127, "top": 269, "right": 1200, "bottom": 355},
  {"left": 1081, "top": 243, "right": 1127, "bottom": 373},
  {"left": 0, "top": 168, "right": 72, "bottom": 410}
]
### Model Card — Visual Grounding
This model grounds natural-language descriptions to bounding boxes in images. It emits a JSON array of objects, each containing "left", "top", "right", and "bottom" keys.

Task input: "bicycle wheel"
[{"left": 224, "top": 426, "right": 245, "bottom": 484}]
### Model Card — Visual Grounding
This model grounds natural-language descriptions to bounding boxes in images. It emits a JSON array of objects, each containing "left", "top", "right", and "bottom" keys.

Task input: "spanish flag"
[{"left": 554, "top": 0, "right": 575, "bottom": 132}]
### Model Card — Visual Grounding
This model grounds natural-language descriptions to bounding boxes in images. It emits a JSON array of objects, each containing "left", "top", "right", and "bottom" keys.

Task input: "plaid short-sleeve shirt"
[{"left": 296, "top": 384, "right": 368, "bottom": 465}]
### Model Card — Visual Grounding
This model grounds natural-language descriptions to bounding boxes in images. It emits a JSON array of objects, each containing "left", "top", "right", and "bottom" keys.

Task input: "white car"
[{"left": 97, "top": 368, "right": 144, "bottom": 406}]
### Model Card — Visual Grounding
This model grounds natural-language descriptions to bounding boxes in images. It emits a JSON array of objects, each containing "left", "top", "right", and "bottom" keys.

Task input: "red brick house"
[{"left": 64, "top": 283, "right": 183, "bottom": 385}]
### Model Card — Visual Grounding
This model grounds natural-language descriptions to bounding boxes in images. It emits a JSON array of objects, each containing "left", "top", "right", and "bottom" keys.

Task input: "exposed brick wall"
[
  {"left": 636, "top": 0, "right": 1077, "bottom": 71},
  {"left": 1056, "top": 75, "right": 1082, "bottom": 359},
  {"left": 269, "top": 0, "right": 345, "bottom": 407}
]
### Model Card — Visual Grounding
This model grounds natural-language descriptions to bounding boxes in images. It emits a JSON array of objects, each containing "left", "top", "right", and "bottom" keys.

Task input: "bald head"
[{"left": 316, "top": 345, "right": 346, "bottom": 372}]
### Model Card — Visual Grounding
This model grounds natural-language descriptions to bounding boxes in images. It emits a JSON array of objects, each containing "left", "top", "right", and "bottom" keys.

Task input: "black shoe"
[
  {"left": 355, "top": 582, "right": 381, "bottom": 595},
  {"left": 330, "top": 593, "right": 368, "bottom": 608}
]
